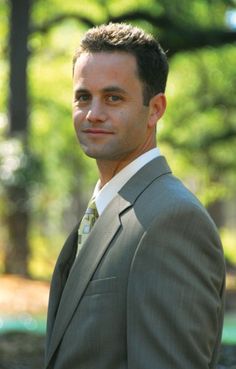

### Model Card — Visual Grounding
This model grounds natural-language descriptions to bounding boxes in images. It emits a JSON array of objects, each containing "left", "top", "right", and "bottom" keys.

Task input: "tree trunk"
[
  {"left": 5, "top": 187, "right": 30, "bottom": 275},
  {"left": 5, "top": 0, "right": 31, "bottom": 276}
]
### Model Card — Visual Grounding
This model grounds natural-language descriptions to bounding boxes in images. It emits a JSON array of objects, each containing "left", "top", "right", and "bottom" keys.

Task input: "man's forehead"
[
  {"left": 74, "top": 51, "right": 138, "bottom": 73},
  {"left": 73, "top": 52, "right": 141, "bottom": 91}
]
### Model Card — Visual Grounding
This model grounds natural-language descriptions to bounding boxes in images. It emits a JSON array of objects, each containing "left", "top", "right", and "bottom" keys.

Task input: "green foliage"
[
  {"left": 160, "top": 45, "right": 236, "bottom": 205},
  {"left": 29, "top": 231, "right": 64, "bottom": 279},
  {"left": 221, "top": 228, "right": 236, "bottom": 265},
  {"left": 0, "top": 137, "right": 43, "bottom": 189}
]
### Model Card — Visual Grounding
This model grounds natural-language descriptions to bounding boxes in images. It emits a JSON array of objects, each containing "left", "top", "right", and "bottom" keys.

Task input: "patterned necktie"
[{"left": 76, "top": 198, "right": 99, "bottom": 257}]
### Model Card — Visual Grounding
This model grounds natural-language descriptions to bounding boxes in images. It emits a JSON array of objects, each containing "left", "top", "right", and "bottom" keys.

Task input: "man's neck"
[
  {"left": 96, "top": 160, "right": 129, "bottom": 188},
  {"left": 96, "top": 145, "right": 157, "bottom": 188}
]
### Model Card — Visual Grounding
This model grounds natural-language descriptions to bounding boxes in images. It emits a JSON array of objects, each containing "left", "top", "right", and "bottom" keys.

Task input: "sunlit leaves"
[{"left": 160, "top": 45, "right": 236, "bottom": 205}]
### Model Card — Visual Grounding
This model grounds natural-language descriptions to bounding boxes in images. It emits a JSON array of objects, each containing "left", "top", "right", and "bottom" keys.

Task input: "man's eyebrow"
[
  {"left": 74, "top": 86, "right": 128, "bottom": 95},
  {"left": 74, "top": 88, "right": 90, "bottom": 94},
  {"left": 102, "top": 86, "right": 127, "bottom": 94}
]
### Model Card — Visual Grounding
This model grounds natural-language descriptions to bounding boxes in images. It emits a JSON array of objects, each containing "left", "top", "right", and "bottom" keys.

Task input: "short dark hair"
[{"left": 73, "top": 23, "right": 169, "bottom": 106}]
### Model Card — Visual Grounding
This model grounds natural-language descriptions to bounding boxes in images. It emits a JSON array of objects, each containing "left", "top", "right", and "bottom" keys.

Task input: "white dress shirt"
[{"left": 93, "top": 148, "right": 161, "bottom": 216}]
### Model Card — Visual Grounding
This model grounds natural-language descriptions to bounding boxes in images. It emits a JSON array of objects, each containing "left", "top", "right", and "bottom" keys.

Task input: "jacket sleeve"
[{"left": 127, "top": 202, "right": 225, "bottom": 369}]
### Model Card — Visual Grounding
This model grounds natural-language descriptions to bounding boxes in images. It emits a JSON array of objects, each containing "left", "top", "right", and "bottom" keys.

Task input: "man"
[{"left": 45, "top": 23, "right": 225, "bottom": 369}]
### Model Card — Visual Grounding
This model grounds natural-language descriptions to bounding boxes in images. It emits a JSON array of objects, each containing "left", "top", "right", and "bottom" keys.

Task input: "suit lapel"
[
  {"left": 45, "top": 227, "right": 78, "bottom": 356},
  {"left": 46, "top": 195, "right": 132, "bottom": 367},
  {"left": 45, "top": 155, "right": 171, "bottom": 367}
]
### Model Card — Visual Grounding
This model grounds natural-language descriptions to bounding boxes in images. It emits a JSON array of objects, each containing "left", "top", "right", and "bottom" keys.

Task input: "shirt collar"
[{"left": 93, "top": 148, "right": 161, "bottom": 215}]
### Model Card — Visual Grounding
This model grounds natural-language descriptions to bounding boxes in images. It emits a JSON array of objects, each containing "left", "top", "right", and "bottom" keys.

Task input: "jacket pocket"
[{"left": 84, "top": 276, "right": 118, "bottom": 296}]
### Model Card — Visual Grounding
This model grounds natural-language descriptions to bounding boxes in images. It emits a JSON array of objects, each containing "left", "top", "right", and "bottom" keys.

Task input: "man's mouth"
[{"left": 83, "top": 128, "right": 114, "bottom": 135}]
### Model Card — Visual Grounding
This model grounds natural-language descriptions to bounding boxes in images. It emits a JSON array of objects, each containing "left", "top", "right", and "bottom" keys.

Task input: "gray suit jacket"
[{"left": 45, "top": 156, "right": 225, "bottom": 369}]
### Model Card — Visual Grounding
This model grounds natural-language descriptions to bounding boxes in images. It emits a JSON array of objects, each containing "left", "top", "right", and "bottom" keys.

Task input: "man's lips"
[{"left": 83, "top": 128, "right": 114, "bottom": 135}]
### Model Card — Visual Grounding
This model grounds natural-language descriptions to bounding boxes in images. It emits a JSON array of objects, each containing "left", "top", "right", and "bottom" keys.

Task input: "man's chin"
[
  {"left": 82, "top": 149, "right": 106, "bottom": 160},
  {"left": 80, "top": 144, "right": 134, "bottom": 161},
  {"left": 82, "top": 149, "right": 119, "bottom": 161}
]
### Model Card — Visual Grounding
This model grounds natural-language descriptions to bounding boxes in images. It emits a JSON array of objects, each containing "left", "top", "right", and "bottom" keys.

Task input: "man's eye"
[
  {"left": 107, "top": 95, "right": 122, "bottom": 102},
  {"left": 76, "top": 94, "right": 90, "bottom": 102},
  {"left": 77, "top": 95, "right": 89, "bottom": 102}
]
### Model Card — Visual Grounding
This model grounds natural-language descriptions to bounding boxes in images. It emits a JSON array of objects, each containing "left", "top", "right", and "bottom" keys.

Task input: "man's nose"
[{"left": 86, "top": 100, "right": 106, "bottom": 123}]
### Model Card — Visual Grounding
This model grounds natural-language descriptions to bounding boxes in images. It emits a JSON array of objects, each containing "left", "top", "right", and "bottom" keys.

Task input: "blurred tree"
[
  {"left": 31, "top": 0, "right": 236, "bottom": 54},
  {"left": 0, "top": 0, "right": 235, "bottom": 276},
  {"left": 4, "top": 0, "right": 32, "bottom": 275}
]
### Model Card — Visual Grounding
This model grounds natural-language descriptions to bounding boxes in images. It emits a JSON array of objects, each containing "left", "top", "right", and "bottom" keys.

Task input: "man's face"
[{"left": 73, "top": 52, "right": 158, "bottom": 165}]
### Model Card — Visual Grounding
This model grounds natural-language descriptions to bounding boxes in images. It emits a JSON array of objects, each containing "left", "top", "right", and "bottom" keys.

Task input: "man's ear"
[{"left": 148, "top": 93, "right": 167, "bottom": 128}]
